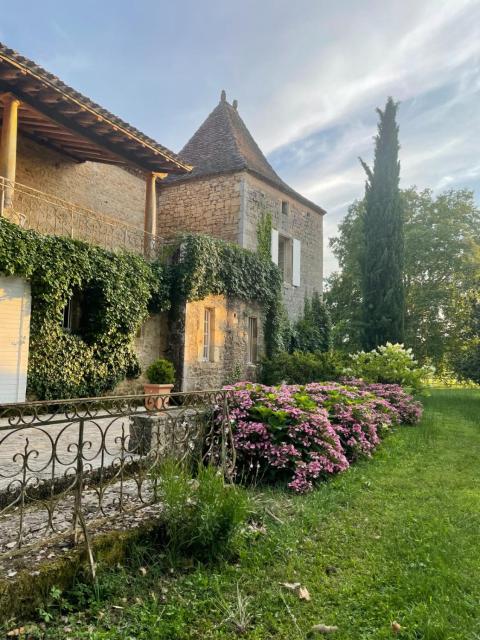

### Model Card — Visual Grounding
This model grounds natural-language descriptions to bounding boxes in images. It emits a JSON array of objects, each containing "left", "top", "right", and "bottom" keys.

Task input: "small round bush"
[{"left": 146, "top": 358, "right": 175, "bottom": 384}]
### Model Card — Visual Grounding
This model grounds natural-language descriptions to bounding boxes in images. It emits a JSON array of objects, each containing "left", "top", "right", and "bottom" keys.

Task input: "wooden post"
[
  {"left": 144, "top": 172, "right": 167, "bottom": 258},
  {"left": 144, "top": 172, "right": 157, "bottom": 257},
  {"left": 0, "top": 94, "right": 20, "bottom": 209}
]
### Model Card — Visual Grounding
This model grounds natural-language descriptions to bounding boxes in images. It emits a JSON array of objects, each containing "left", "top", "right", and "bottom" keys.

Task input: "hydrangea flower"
[{"left": 222, "top": 380, "right": 422, "bottom": 493}]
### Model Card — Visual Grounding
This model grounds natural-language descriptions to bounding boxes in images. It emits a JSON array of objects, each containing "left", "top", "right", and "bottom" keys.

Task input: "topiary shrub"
[{"left": 145, "top": 358, "right": 176, "bottom": 384}]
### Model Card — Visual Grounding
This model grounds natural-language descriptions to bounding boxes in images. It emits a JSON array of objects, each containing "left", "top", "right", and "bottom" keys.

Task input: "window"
[
  {"left": 203, "top": 308, "right": 215, "bottom": 362},
  {"left": 62, "top": 289, "right": 84, "bottom": 334},
  {"left": 281, "top": 200, "right": 290, "bottom": 216},
  {"left": 271, "top": 228, "right": 301, "bottom": 287},
  {"left": 248, "top": 317, "right": 258, "bottom": 363},
  {"left": 278, "top": 234, "right": 293, "bottom": 284}
]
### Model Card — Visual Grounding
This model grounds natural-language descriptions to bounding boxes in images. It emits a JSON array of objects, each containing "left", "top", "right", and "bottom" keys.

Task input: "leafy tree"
[
  {"left": 293, "top": 292, "right": 332, "bottom": 353},
  {"left": 452, "top": 246, "right": 480, "bottom": 384},
  {"left": 326, "top": 188, "right": 480, "bottom": 367},
  {"left": 360, "top": 97, "right": 404, "bottom": 349}
]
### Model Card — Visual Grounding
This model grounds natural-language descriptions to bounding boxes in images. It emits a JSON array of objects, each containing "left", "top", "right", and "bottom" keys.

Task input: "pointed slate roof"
[{"left": 168, "top": 91, "right": 325, "bottom": 214}]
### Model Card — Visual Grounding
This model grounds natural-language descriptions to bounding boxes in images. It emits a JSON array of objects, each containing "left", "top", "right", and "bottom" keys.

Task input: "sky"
[{"left": 1, "top": 0, "right": 479, "bottom": 275}]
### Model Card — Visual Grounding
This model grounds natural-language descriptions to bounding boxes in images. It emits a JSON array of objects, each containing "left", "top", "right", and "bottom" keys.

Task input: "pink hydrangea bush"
[
  {"left": 304, "top": 383, "right": 394, "bottom": 461},
  {"left": 224, "top": 380, "right": 422, "bottom": 493},
  {"left": 226, "top": 382, "right": 348, "bottom": 493},
  {"left": 342, "top": 379, "right": 423, "bottom": 425}
]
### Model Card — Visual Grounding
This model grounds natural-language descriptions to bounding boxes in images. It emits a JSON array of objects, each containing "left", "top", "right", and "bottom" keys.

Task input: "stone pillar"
[{"left": 0, "top": 94, "right": 20, "bottom": 210}]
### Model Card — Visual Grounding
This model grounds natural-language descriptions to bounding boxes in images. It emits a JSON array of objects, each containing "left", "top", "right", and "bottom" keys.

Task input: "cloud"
[{"left": 254, "top": 0, "right": 480, "bottom": 275}]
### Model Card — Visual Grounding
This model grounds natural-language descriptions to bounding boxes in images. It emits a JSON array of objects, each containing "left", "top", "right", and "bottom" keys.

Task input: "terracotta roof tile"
[{"left": 168, "top": 93, "right": 325, "bottom": 214}]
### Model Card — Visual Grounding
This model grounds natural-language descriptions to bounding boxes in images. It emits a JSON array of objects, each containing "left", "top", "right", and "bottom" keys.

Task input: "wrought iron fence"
[
  {"left": 0, "top": 390, "right": 233, "bottom": 561},
  {"left": 0, "top": 177, "right": 165, "bottom": 260}
]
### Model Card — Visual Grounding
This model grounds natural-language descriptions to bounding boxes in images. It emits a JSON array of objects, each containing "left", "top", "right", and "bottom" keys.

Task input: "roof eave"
[{"left": 0, "top": 45, "right": 191, "bottom": 174}]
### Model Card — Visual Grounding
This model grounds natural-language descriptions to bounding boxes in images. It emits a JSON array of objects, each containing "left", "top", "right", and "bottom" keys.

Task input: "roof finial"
[
  {"left": 220, "top": 89, "right": 226, "bottom": 102},
  {"left": 232, "top": 99, "right": 238, "bottom": 110}
]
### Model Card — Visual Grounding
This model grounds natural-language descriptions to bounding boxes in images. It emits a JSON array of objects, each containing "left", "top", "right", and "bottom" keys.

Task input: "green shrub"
[
  {"left": 451, "top": 341, "right": 480, "bottom": 385},
  {"left": 293, "top": 292, "right": 332, "bottom": 353},
  {"left": 157, "top": 462, "right": 250, "bottom": 560},
  {"left": 347, "top": 343, "right": 433, "bottom": 393},
  {"left": 145, "top": 358, "right": 175, "bottom": 384},
  {"left": 260, "top": 350, "right": 346, "bottom": 385}
]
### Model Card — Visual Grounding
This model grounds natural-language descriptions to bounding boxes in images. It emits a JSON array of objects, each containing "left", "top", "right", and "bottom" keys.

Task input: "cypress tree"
[{"left": 359, "top": 97, "right": 405, "bottom": 350}]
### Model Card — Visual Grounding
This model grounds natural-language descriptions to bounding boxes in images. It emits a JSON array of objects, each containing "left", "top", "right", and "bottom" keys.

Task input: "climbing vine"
[
  {"left": 0, "top": 221, "right": 283, "bottom": 399},
  {"left": 169, "top": 234, "right": 283, "bottom": 356},
  {"left": 256, "top": 211, "right": 272, "bottom": 261},
  {"left": 0, "top": 218, "right": 169, "bottom": 399}
]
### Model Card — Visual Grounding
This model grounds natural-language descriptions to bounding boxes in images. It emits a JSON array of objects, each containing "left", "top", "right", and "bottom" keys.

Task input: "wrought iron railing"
[
  {"left": 0, "top": 177, "right": 165, "bottom": 260},
  {"left": 0, "top": 390, "right": 233, "bottom": 561}
]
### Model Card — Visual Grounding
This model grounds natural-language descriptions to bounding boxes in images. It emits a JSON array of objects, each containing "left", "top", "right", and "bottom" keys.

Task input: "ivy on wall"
[
  {"left": 0, "top": 221, "right": 282, "bottom": 400},
  {"left": 0, "top": 218, "right": 169, "bottom": 399},
  {"left": 170, "top": 234, "right": 283, "bottom": 356},
  {"left": 256, "top": 211, "right": 272, "bottom": 261}
]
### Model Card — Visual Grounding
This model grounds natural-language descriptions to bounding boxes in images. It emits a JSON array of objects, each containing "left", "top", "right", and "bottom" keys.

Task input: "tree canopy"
[{"left": 326, "top": 188, "right": 480, "bottom": 368}]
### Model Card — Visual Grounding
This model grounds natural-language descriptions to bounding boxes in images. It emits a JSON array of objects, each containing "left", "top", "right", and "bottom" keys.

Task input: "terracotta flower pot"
[{"left": 144, "top": 383, "right": 174, "bottom": 411}]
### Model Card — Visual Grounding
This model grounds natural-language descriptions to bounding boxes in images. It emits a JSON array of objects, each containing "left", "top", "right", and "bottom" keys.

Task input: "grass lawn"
[{"left": 14, "top": 389, "right": 480, "bottom": 639}]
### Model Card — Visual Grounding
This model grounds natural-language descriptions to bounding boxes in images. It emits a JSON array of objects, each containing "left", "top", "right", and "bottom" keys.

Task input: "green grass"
[{"left": 10, "top": 389, "right": 480, "bottom": 639}]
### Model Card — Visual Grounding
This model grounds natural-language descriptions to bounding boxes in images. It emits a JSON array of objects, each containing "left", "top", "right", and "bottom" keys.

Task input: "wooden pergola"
[{"left": 0, "top": 44, "right": 191, "bottom": 248}]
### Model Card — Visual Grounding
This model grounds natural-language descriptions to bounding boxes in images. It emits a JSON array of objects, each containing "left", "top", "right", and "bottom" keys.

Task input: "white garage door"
[{"left": 0, "top": 276, "right": 31, "bottom": 403}]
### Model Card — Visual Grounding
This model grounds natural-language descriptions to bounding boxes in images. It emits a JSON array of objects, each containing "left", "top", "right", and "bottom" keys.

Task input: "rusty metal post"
[{"left": 72, "top": 418, "right": 85, "bottom": 545}]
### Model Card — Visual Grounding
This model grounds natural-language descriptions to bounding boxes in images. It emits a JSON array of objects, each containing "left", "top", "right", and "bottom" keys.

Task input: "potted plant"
[{"left": 144, "top": 358, "right": 176, "bottom": 409}]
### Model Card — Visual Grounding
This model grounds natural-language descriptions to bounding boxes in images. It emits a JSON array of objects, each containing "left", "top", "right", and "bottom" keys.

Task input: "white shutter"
[
  {"left": 292, "top": 239, "right": 301, "bottom": 286},
  {"left": 271, "top": 228, "right": 279, "bottom": 264}
]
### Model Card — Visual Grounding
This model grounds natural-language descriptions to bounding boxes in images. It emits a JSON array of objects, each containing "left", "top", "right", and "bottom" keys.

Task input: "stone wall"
[
  {"left": 157, "top": 173, "right": 241, "bottom": 243},
  {"left": 182, "top": 294, "right": 264, "bottom": 391},
  {"left": 13, "top": 135, "right": 147, "bottom": 252},
  {"left": 11, "top": 135, "right": 167, "bottom": 394},
  {"left": 113, "top": 313, "right": 169, "bottom": 395},
  {"left": 240, "top": 173, "right": 324, "bottom": 319},
  {"left": 158, "top": 169, "right": 324, "bottom": 321}
]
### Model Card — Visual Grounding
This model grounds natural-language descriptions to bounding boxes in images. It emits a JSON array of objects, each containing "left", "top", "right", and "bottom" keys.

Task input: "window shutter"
[
  {"left": 271, "top": 228, "right": 279, "bottom": 264},
  {"left": 292, "top": 239, "right": 301, "bottom": 286}
]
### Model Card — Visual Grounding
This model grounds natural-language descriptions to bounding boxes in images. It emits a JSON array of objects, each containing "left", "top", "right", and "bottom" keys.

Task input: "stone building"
[
  {"left": 158, "top": 90, "right": 326, "bottom": 320},
  {"left": 0, "top": 45, "right": 266, "bottom": 400}
]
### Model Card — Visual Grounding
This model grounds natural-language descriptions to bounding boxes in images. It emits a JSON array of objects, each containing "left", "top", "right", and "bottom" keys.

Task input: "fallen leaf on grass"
[
  {"left": 309, "top": 623, "right": 338, "bottom": 634},
  {"left": 139, "top": 566, "right": 147, "bottom": 576},
  {"left": 298, "top": 586, "right": 311, "bottom": 601},
  {"left": 280, "top": 582, "right": 301, "bottom": 590}
]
